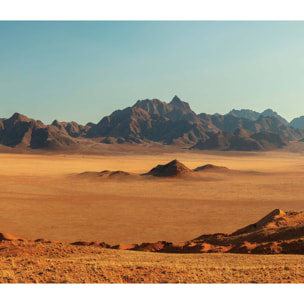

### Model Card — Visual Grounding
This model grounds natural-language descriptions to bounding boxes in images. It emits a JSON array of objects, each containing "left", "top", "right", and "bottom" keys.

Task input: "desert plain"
[{"left": 1, "top": 146, "right": 304, "bottom": 283}]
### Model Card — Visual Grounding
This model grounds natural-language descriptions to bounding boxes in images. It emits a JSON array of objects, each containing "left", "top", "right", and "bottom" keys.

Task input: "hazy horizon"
[{"left": 1, "top": 21, "right": 304, "bottom": 124}]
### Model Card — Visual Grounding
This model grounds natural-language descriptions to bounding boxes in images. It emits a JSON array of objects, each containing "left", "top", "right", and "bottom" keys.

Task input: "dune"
[
  {"left": 3, "top": 209, "right": 304, "bottom": 255},
  {"left": 67, "top": 209, "right": 304, "bottom": 254},
  {"left": 2, "top": 151, "right": 304, "bottom": 246},
  {"left": 0, "top": 232, "right": 26, "bottom": 241},
  {"left": 70, "top": 241, "right": 110, "bottom": 248}
]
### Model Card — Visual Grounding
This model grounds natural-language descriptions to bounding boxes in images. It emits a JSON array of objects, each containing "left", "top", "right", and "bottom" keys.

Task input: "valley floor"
[{"left": 1, "top": 150, "right": 304, "bottom": 244}]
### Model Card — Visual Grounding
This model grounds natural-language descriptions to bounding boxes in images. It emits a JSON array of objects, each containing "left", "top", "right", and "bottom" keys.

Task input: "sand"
[
  {"left": 1, "top": 150, "right": 304, "bottom": 245},
  {"left": 1, "top": 240, "right": 304, "bottom": 283}
]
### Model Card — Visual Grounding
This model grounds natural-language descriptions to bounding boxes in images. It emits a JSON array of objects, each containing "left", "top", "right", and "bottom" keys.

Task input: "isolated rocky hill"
[
  {"left": 79, "top": 159, "right": 229, "bottom": 179},
  {"left": 143, "top": 159, "right": 193, "bottom": 177}
]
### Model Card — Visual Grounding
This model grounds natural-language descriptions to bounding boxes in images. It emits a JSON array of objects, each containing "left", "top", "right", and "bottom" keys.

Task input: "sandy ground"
[
  {"left": 1, "top": 240, "right": 304, "bottom": 283},
  {"left": 1, "top": 149, "right": 304, "bottom": 245}
]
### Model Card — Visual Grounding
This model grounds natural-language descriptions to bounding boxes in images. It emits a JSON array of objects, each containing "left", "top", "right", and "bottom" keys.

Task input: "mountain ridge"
[{"left": 1, "top": 96, "right": 304, "bottom": 151}]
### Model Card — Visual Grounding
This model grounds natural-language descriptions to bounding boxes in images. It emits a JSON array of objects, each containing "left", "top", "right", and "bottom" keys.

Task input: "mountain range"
[{"left": 1, "top": 95, "right": 304, "bottom": 152}]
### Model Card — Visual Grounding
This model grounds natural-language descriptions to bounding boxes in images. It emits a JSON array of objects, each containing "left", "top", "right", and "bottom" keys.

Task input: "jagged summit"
[
  {"left": 134, "top": 95, "right": 192, "bottom": 114},
  {"left": 2, "top": 96, "right": 304, "bottom": 152},
  {"left": 260, "top": 109, "right": 289, "bottom": 125},
  {"left": 169, "top": 95, "right": 191, "bottom": 110},
  {"left": 51, "top": 119, "right": 90, "bottom": 138},
  {"left": 144, "top": 159, "right": 192, "bottom": 177},
  {"left": 228, "top": 109, "right": 261, "bottom": 121},
  {"left": 133, "top": 98, "right": 169, "bottom": 116},
  {"left": 52, "top": 119, "right": 60, "bottom": 125},
  {"left": 9, "top": 112, "right": 33, "bottom": 122},
  {"left": 170, "top": 95, "right": 182, "bottom": 104}
]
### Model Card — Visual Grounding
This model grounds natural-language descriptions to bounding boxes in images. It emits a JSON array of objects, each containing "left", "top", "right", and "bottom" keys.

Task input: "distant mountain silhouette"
[
  {"left": 1, "top": 96, "right": 304, "bottom": 152},
  {"left": 228, "top": 108, "right": 289, "bottom": 125},
  {"left": 261, "top": 109, "right": 289, "bottom": 125},
  {"left": 198, "top": 113, "right": 304, "bottom": 141},
  {"left": 290, "top": 116, "right": 304, "bottom": 130},
  {"left": 228, "top": 109, "right": 261, "bottom": 121},
  {"left": 192, "top": 128, "right": 288, "bottom": 151},
  {"left": 86, "top": 96, "right": 304, "bottom": 146}
]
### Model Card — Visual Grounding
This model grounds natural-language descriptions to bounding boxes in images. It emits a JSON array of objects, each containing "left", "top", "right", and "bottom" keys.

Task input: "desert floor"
[
  {"left": 1, "top": 149, "right": 304, "bottom": 244},
  {"left": 1, "top": 240, "right": 304, "bottom": 283},
  {"left": 1, "top": 148, "right": 304, "bottom": 283}
]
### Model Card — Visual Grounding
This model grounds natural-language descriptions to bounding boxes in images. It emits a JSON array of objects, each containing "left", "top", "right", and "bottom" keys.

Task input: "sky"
[{"left": 1, "top": 21, "right": 304, "bottom": 124}]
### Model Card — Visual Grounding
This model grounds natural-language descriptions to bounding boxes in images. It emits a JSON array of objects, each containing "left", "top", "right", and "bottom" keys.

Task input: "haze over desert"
[{"left": 1, "top": 149, "right": 304, "bottom": 245}]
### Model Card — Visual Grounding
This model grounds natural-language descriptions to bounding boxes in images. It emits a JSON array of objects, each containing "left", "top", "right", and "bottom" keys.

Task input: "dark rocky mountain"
[
  {"left": 227, "top": 108, "right": 289, "bottom": 125},
  {"left": 193, "top": 131, "right": 234, "bottom": 150},
  {"left": 0, "top": 113, "right": 76, "bottom": 149},
  {"left": 252, "top": 116, "right": 303, "bottom": 140},
  {"left": 133, "top": 96, "right": 202, "bottom": 124},
  {"left": 198, "top": 113, "right": 304, "bottom": 141},
  {"left": 86, "top": 96, "right": 304, "bottom": 146},
  {"left": 86, "top": 122, "right": 96, "bottom": 128},
  {"left": 31, "top": 125, "right": 76, "bottom": 150},
  {"left": 51, "top": 120, "right": 91, "bottom": 138},
  {"left": 192, "top": 128, "right": 288, "bottom": 151},
  {"left": 228, "top": 109, "right": 261, "bottom": 121},
  {"left": 0, "top": 113, "right": 45, "bottom": 147},
  {"left": 199, "top": 113, "right": 255, "bottom": 133},
  {"left": 86, "top": 96, "right": 210, "bottom": 145},
  {"left": 261, "top": 109, "right": 289, "bottom": 125},
  {"left": 1, "top": 96, "right": 303, "bottom": 152},
  {"left": 290, "top": 116, "right": 304, "bottom": 130}
]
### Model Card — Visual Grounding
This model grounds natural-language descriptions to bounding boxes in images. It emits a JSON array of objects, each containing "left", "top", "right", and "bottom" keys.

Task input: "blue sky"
[{"left": 1, "top": 21, "right": 304, "bottom": 124}]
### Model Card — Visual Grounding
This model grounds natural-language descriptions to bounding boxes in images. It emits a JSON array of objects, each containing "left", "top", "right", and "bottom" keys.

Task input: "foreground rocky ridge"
[
  {"left": 2, "top": 209, "right": 304, "bottom": 255},
  {"left": 1, "top": 240, "right": 303, "bottom": 283}
]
